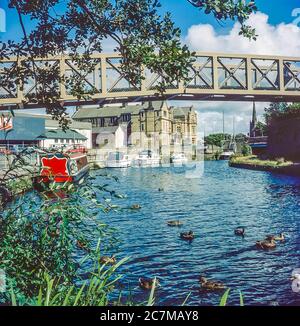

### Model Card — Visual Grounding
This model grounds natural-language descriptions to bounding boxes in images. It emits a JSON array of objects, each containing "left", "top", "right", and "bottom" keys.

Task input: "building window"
[
  {"left": 55, "top": 139, "right": 58, "bottom": 143},
  {"left": 163, "top": 111, "right": 167, "bottom": 118},
  {"left": 141, "top": 124, "right": 144, "bottom": 131},
  {"left": 104, "top": 139, "right": 109, "bottom": 144},
  {"left": 60, "top": 139, "right": 64, "bottom": 143},
  {"left": 100, "top": 118, "right": 104, "bottom": 127},
  {"left": 156, "top": 111, "right": 159, "bottom": 117},
  {"left": 66, "top": 139, "right": 70, "bottom": 144}
]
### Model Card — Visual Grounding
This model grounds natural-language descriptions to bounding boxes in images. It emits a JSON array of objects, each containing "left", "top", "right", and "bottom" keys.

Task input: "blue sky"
[
  {"left": 1, "top": 0, "right": 299, "bottom": 40},
  {"left": 1, "top": 0, "right": 300, "bottom": 134},
  {"left": 160, "top": 0, "right": 300, "bottom": 35}
]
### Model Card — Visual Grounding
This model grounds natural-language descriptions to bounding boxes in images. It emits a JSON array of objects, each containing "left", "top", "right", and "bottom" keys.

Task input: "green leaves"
[
  {"left": 188, "top": 0, "right": 258, "bottom": 40},
  {"left": 219, "top": 288, "right": 231, "bottom": 306},
  {"left": 219, "top": 289, "right": 245, "bottom": 306},
  {"left": 3, "top": 0, "right": 258, "bottom": 126},
  {"left": 147, "top": 277, "right": 157, "bottom": 306},
  {"left": 0, "top": 172, "right": 124, "bottom": 306},
  {"left": 265, "top": 102, "right": 300, "bottom": 122}
]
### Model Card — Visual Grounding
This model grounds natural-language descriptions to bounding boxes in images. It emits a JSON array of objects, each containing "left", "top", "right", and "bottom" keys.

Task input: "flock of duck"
[{"left": 95, "top": 198, "right": 286, "bottom": 293}]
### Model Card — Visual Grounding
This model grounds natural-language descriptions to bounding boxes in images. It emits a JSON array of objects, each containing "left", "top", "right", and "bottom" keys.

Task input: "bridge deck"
[{"left": 0, "top": 52, "right": 300, "bottom": 109}]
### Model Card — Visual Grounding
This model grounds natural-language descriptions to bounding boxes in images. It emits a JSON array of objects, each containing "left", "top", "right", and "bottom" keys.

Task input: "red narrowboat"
[{"left": 34, "top": 152, "right": 89, "bottom": 188}]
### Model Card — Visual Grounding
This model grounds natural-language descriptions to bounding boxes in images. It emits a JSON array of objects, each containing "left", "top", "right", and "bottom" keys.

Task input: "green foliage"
[
  {"left": 241, "top": 144, "right": 252, "bottom": 156},
  {"left": 230, "top": 155, "right": 292, "bottom": 168},
  {"left": 214, "top": 150, "right": 221, "bottom": 160},
  {"left": 0, "top": 177, "right": 124, "bottom": 305},
  {"left": 205, "top": 133, "right": 232, "bottom": 148},
  {"left": 219, "top": 288, "right": 231, "bottom": 306},
  {"left": 11, "top": 256, "right": 129, "bottom": 306},
  {"left": 277, "top": 103, "right": 300, "bottom": 119},
  {"left": 1, "top": 1, "right": 257, "bottom": 127},
  {"left": 188, "top": 0, "right": 258, "bottom": 40},
  {"left": 219, "top": 289, "right": 245, "bottom": 306},
  {"left": 235, "top": 133, "right": 247, "bottom": 143},
  {"left": 147, "top": 277, "right": 157, "bottom": 306},
  {"left": 255, "top": 121, "right": 267, "bottom": 135},
  {"left": 239, "top": 290, "right": 244, "bottom": 306},
  {"left": 264, "top": 102, "right": 289, "bottom": 121}
]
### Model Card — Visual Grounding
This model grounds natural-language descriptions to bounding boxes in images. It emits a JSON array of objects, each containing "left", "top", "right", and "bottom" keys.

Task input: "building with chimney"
[{"left": 72, "top": 101, "right": 198, "bottom": 157}]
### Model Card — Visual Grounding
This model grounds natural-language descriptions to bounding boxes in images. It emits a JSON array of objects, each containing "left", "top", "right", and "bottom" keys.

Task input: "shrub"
[
  {"left": 0, "top": 177, "right": 124, "bottom": 305},
  {"left": 241, "top": 144, "right": 252, "bottom": 156}
]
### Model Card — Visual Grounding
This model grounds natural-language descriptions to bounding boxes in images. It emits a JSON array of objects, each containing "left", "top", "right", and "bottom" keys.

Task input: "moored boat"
[
  {"left": 106, "top": 151, "right": 131, "bottom": 168},
  {"left": 171, "top": 153, "right": 188, "bottom": 165},
  {"left": 133, "top": 150, "right": 160, "bottom": 167},
  {"left": 34, "top": 152, "right": 89, "bottom": 188},
  {"left": 220, "top": 151, "right": 235, "bottom": 160}
]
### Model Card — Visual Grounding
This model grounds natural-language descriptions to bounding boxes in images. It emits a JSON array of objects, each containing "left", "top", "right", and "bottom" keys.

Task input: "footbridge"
[{"left": 1, "top": 52, "right": 300, "bottom": 109}]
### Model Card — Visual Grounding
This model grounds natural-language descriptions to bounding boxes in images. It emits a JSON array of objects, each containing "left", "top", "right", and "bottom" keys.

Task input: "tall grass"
[{"left": 219, "top": 289, "right": 245, "bottom": 306}]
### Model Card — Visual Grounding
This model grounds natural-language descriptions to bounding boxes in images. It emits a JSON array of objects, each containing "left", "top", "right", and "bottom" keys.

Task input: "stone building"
[{"left": 72, "top": 101, "right": 198, "bottom": 156}]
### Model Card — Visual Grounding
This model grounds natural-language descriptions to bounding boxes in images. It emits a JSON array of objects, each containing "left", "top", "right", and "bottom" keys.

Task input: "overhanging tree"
[{"left": 0, "top": 0, "right": 257, "bottom": 128}]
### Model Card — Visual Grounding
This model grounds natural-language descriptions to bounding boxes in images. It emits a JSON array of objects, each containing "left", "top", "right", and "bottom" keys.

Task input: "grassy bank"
[
  {"left": 230, "top": 155, "right": 293, "bottom": 168},
  {"left": 229, "top": 155, "right": 300, "bottom": 176}
]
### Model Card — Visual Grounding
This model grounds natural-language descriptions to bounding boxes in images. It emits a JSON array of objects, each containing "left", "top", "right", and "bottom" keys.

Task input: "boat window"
[
  {"left": 76, "top": 156, "right": 88, "bottom": 171},
  {"left": 108, "top": 152, "right": 124, "bottom": 161}
]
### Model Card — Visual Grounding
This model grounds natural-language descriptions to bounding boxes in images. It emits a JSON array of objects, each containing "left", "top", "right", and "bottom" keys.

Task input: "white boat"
[
  {"left": 133, "top": 150, "right": 160, "bottom": 167},
  {"left": 171, "top": 153, "right": 188, "bottom": 165},
  {"left": 106, "top": 152, "right": 131, "bottom": 168},
  {"left": 220, "top": 151, "right": 235, "bottom": 160}
]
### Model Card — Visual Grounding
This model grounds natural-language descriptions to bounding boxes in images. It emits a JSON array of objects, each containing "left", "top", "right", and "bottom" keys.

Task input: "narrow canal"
[{"left": 92, "top": 161, "right": 300, "bottom": 306}]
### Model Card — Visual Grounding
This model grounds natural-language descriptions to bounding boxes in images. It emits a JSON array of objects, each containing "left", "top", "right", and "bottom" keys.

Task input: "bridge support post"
[
  {"left": 212, "top": 55, "right": 219, "bottom": 90},
  {"left": 246, "top": 57, "right": 253, "bottom": 92},
  {"left": 100, "top": 57, "right": 107, "bottom": 98},
  {"left": 59, "top": 57, "right": 66, "bottom": 99},
  {"left": 278, "top": 58, "right": 285, "bottom": 92}
]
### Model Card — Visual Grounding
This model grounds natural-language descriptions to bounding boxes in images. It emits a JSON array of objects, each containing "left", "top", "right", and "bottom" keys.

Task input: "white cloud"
[
  {"left": 185, "top": 12, "right": 300, "bottom": 56},
  {"left": 169, "top": 100, "right": 268, "bottom": 136},
  {"left": 178, "top": 12, "right": 300, "bottom": 134}
]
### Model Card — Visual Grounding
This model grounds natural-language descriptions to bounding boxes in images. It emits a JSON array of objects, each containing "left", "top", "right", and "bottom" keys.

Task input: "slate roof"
[
  {"left": 172, "top": 106, "right": 194, "bottom": 117},
  {"left": 72, "top": 101, "right": 166, "bottom": 119},
  {"left": 38, "top": 129, "right": 87, "bottom": 140}
]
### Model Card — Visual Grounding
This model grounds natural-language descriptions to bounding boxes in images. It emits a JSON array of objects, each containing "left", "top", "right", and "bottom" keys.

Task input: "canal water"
[{"left": 92, "top": 160, "right": 300, "bottom": 306}]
